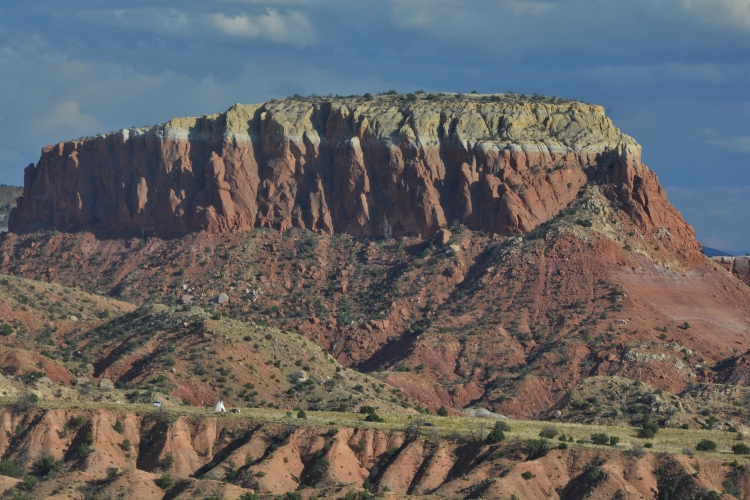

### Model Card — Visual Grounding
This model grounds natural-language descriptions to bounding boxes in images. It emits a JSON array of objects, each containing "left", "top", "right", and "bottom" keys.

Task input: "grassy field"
[{"left": 3, "top": 397, "right": 748, "bottom": 462}]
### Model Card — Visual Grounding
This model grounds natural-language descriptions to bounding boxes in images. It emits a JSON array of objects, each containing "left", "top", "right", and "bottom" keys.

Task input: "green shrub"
[
  {"left": 359, "top": 406, "right": 376, "bottom": 415},
  {"left": 639, "top": 417, "right": 660, "bottom": 439},
  {"left": 494, "top": 420, "right": 511, "bottom": 432},
  {"left": 732, "top": 443, "right": 750, "bottom": 455},
  {"left": 364, "top": 413, "right": 383, "bottom": 423},
  {"left": 539, "top": 426, "right": 558, "bottom": 439},
  {"left": 17, "top": 475, "right": 37, "bottom": 492},
  {"left": 113, "top": 419, "right": 124, "bottom": 434},
  {"left": 106, "top": 467, "right": 120, "bottom": 481},
  {"left": 161, "top": 452, "right": 174, "bottom": 470},
  {"left": 69, "top": 416, "right": 85, "bottom": 429},
  {"left": 521, "top": 471, "right": 535, "bottom": 480},
  {"left": 437, "top": 406, "right": 448, "bottom": 417},
  {"left": 696, "top": 439, "right": 717, "bottom": 452},
  {"left": 77, "top": 443, "right": 91, "bottom": 459},
  {"left": 591, "top": 433, "right": 609, "bottom": 445},
  {"left": 120, "top": 438, "right": 131, "bottom": 451},
  {"left": 0, "top": 459, "right": 24, "bottom": 478},
  {"left": 609, "top": 436, "right": 620, "bottom": 446},
  {"left": 297, "top": 409, "right": 307, "bottom": 419},
  {"left": 156, "top": 473, "right": 174, "bottom": 489},
  {"left": 486, "top": 427, "right": 505, "bottom": 444},
  {"left": 35, "top": 454, "right": 60, "bottom": 477},
  {"left": 13, "top": 393, "right": 38, "bottom": 412}
]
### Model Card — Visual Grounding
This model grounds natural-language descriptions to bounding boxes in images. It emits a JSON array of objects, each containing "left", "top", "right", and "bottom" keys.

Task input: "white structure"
[{"left": 213, "top": 399, "right": 227, "bottom": 413}]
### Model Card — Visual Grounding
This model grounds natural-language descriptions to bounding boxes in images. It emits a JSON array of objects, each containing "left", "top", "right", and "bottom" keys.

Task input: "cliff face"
[
  {"left": 8, "top": 94, "right": 697, "bottom": 251},
  {"left": 0, "top": 185, "right": 21, "bottom": 230}
]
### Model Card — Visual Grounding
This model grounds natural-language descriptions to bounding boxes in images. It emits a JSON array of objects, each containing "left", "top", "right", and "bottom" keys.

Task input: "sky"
[{"left": 0, "top": 1, "right": 748, "bottom": 251}]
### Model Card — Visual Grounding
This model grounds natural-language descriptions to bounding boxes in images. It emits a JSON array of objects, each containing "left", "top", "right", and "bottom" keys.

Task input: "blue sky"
[{"left": 1, "top": 1, "right": 748, "bottom": 250}]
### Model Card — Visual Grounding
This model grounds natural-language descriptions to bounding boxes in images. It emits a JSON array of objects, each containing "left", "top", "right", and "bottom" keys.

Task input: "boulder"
[
  {"left": 434, "top": 228, "right": 452, "bottom": 246},
  {"left": 98, "top": 378, "right": 115, "bottom": 390},
  {"left": 216, "top": 293, "right": 229, "bottom": 304}
]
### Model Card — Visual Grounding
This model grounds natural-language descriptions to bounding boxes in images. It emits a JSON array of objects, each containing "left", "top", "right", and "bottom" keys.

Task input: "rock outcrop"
[
  {"left": 712, "top": 255, "right": 750, "bottom": 287},
  {"left": 0, "top": 185, "right": 21, "bottom": 231},
  {"left": 8, "top": 94, "right": 697, "bottom": 252}
]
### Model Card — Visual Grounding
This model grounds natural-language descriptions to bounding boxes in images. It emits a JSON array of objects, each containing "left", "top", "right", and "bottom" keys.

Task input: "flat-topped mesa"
[{"left": 8, "top": 93, "right": 696, "bottom": 250}]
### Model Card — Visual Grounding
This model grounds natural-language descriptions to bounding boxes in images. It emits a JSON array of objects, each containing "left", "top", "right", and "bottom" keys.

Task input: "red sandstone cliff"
[{"left": 8, "top": 94, "right": 699, "bottom": 253}]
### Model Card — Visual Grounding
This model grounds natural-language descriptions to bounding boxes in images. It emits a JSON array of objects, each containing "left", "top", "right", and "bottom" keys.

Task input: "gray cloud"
[
  {"left": 707, "top": 135, "right": 750, "bottom": 153},
  {"left": 78, "top": 8, "right": 191, "bottom": 35},
  {"left": 208, "top": 9, "right": 316, "bottom": 46},
  {"left": 677, "top": 0, "right": 750, "bottom": 31}
]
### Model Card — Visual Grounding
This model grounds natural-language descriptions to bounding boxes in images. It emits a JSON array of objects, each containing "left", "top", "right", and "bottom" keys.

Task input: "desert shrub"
[
  {"left": 696, "top": 439, "right": 717, "bottom": 452},
  {"left": 13, "top": 393, "right": 38, "bottom": 412},
  {"left": 524, "top": 439, "right": 547, "bottom": 457},
  {"left": 437, "top": 406, "right": 448, "bottom": 417},
  {"left": 120, "top": 438, "right": 131, "bottom": 451},
  {"left": 558, "top": 442, "right": 568, "bottom": 450},
  {"left": 106, "top": 467, "right": 120, "bottom": 481},
  {"left": 297, "top": 409, "right": 307, "bottom": 419},
  {"left": 17, "top": 476, "right": 37, "bottom": 492},
  {"left": 68, "top": 416, "right": 85, "bottom": 429},
  {"left": 609, "top": 436, "right": 620, "bottom": 446},
  {"left": 494, "top": 420, "right": 511, "bottom": 432},
  {"left": 379, "top": 447, "right": 399, "bottom": 467},
  {"left": 77, "top": 443, "right": 91, "bottom": 459},
  {"left": 539, "top": 426, "right": 558, "bottom": 439},
  {"left": 486, "top": 426, "right": 505, "bottom": 444},
  {"left": 732, "top": 443, "right": 750, "bottom": 455},
  {"left": 591, "top": 433, "right": 609, "bottom": 445},
  {"left": 521, "top": 471, "right": 535, "bottom": 480},
  {"left": 113, "top": 419, "right": 124, "bottom": 434},
  {"left": 359, "top": 406, "right": 376, "bottom": 415},
  {"left": 161, "top": 452, "right": 174, "bottom": 470},
  {"left": 0, "top": 459, "right": 24, "bottom": 478},
  {"left": 639, "top": 416, "right": 660, "bottom": 439},
  {"left": 364, "top": 413, "right": 383, "bottom": 423},
  {"left": 629, "top": 444, "right": 646, "bottom": 457},
  {"left": 156, "top": 473, "right": 173, "bottom": 489},
  {"left": 35, "top": 454, "right": 61, "bottom": 477},
  {"left": 239, "top": 494, "right": 260, "bottom": 500}
]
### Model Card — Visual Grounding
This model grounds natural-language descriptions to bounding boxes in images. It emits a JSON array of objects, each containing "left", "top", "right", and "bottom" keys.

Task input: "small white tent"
[{"left": 213, "top": 399, "right": 226, "bottom": 413}]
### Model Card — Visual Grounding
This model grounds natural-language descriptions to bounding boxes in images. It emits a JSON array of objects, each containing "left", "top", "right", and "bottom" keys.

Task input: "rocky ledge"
[{"left": 9, "top": 93, "right": 696, "bottom": 251}]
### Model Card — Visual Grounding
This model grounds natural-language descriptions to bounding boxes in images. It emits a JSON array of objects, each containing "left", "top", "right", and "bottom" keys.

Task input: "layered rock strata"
[{"left": 9, "top": 95, "right": 696, "bottom": 251}]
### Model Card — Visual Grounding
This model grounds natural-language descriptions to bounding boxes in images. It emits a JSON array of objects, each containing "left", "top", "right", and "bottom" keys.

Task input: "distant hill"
[
  {"left": 703, "top": 246, "right": 750, "bottom": 257},
  {"left": 703, "top": 246, "right": 733, "bottom": 257}
]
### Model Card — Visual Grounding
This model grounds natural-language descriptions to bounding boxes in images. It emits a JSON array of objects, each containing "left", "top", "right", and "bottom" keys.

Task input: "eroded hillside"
[{"left": 0, "top": 403, "right": 749, "bottom": 499}]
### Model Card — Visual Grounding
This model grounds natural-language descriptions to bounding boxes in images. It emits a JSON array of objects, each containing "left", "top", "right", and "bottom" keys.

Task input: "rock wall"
[
  {"left": 0, "top": 185, "right": 21, "bottom": 231},
  {"left": 9, "top": 95, "right": 697, "bottom": 250}
]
